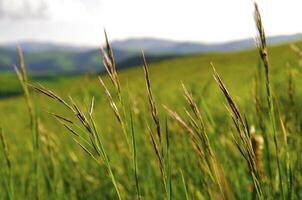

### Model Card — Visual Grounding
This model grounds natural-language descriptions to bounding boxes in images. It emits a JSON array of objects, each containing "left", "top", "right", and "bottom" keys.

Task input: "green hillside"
[
  {"left": 1, "top": 40, "right": 301, "bottom": 102},
  {"left": 0, "top": 39, "right": 302, "bottom": 199},
  {"left": 0, "top": 47, "right": 176, "bottom": 74},
  {"left": 0, "top": 48, "right": 104, "bottom": 73}
]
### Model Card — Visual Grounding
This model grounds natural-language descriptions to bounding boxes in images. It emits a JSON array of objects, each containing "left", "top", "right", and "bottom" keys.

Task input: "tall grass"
[
  {"left": 213, "top": 66, "right": 263, "bottom": 199},
  {"left": 0, "top": 127, "right": 14, "bottom": 200},
  {"left": 13, "top": 46, "right": 41, "bottom": 199},
  {"left": 255, "top": 3, "right": 288, "bottom": 199},
  {"left": 30, "top": 84, "right": 122, "bottom": 199},
  {"left": 0, "top": 2, "right": 301, "bottom": 200}
]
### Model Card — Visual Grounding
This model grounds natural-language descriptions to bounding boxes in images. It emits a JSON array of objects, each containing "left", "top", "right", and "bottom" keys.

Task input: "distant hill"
[
  {"left": 0, "top": 47, "right": 175, "bottom": 73},
  {"left": 112, "top": 33, "right": 302, "bottom": 54},
  {"left": 0, "top": 48, "right": 138, "bottom": 73},
  {"left": 1, "top": 33, "right": 302, "bottom": 73},
  {"left": 1, "top": 41, "right": 94, "bottom": 53}
]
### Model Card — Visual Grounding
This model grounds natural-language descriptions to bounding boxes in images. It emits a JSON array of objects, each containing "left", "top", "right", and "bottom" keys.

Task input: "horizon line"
[{"left": 0, "top": 32, "right": 301, "bottom": 48}]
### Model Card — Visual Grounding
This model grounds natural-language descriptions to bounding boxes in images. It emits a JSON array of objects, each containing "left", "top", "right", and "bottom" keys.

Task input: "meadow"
[{"left": 0, "top": 4, "right": 302, "bottom": 199}]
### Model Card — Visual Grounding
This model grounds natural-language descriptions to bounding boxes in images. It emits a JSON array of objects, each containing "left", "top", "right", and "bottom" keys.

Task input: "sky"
[{"left": 0, "top": 0, "right": 302, "bottom": 46}]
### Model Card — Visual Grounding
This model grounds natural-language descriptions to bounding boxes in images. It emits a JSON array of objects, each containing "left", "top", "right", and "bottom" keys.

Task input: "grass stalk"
[
  {"left": 180, "top": 169, "right": 190, "bottom": 200},
  {"left": 129, "top": 109, "right": 141, "bottom": 200},
  {"left": 165, "top": 118, "right": 172, "bottom": 200},
  {"left": 31, "top": 85, "right": 122, "bottom": 199},
  {"left": 100, "top": 31, "right": 130, "bottom": 148},
  {"left": 143, "top": 52, "right": 173, "bottom": 199},
  {"left": 213, "top": 66, "right": 263, "bottom": 199},
  {"left": 14, "top": 46, "right": 40, "bottom": 200},
  {"left": 0, "top": 127, "right": 14, "bottom": 200},
  {"left": 254, "top": 3, "right": 285, "bottom": 198}
]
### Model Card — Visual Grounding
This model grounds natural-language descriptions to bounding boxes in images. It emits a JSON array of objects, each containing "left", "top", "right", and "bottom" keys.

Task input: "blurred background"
[{"left": 1, "top": 0, "right": 302, "bottom": 74}]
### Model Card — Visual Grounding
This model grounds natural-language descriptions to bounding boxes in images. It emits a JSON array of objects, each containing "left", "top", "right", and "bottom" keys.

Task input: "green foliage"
[{"left": 0, "top": 39, "right": 302, "bottom": 199}]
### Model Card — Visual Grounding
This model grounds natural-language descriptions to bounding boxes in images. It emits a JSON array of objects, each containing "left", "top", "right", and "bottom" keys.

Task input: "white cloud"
[
  {"left": 1, "top": 0, "right": 302, "bottom": 45},
  {"left": 101, "top": 0, "right": 255, "bottom": 43},
  {"left": 0, "top": 0, "right": 49, "bottom": 20},
  {"left": 0, "top": 0, "right": 95, "bottom": 21},
  {"left": 46, "top": 0, "right": 91, "bottom": 22}
]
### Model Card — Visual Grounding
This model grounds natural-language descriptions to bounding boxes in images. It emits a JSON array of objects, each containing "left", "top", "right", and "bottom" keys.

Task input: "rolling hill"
[
  {"left": 1, "top": 33, "right": 302, "bottom": 74},
  {"left": 0, "top": 48, "right": 137, "bottom": 73},
  {"left": 0, "top": 46, "right": 176, "bottom": 73},
  {"left": 1, "top": 39, "right": 301, "bottom": 100}
]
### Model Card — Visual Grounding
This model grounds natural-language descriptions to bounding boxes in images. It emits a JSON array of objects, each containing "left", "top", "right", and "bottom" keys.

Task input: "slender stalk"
[
  {"left": 180, "top": 169, "right": 190, "bottom": 200},
  {"left": 143, "top": 51, "right": 161, "bottom": 142},
  {"left": 0, "top": 128, "right": 14, "bottom": 200},
  {"left": 213, "top": 66, "right": 263, "bottom": 199},
  {"left": 254, "top": 3, "right": 285, "bottom": 199},
  {"left": 165, "top": 118, "right": 172, "bottom": 200},
  {"left": 142, "top": 52, "right": 170, "bottom": 197},
  {"left": 100, "top": 31, "right": 130, "bottom": 148},
  {"left": 14, "top": 46, "right": 40, "bottom": 200},
  {"left": 130, "top": 109, "right": 141, "bottom": 200},
  {"left": 31, "top": 85, "right": 122, "bottom": 200}
]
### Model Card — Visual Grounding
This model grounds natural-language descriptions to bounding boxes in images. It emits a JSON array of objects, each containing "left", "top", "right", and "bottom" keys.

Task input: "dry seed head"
[
  {"left": 163, "top": 105, "right": 194, "bottom": 135},
  {"left": 99, "top": 77, "right": 122, "bottom": 123},
  {"left": 163, "top": 105, "right": 204, "bottom": 157},
  {"left": 30, "top": 84, "right": 74, "bottom": 111},
  {"left": 213, "top": 65, "right": 262, "bottom": 191},
  {"left": 147, "top": 125, "right": 164, "bottom": 176},
  {"left": 71, "top": 102, "right": 93, "bottom": 134},
  {"left": 49, "top": 112, "right": 73, "bottom": 124},
  {"left": 101, "top": 30, "right": 121, "bottom": 94},
  {"left": 254, "top": 2, "right": 273, "bottom": 113},
  {"left": 181, "top": 83, "right": 201, "bottom": 119},
  {"left": 213, "top": 65, "right": 242, "bottom": 122},
  {"left": 64, "top": 124, "right": 79, "bottom": 137},
  {"left": 143, "top": 51, "right": 161, "bottom": 140},
  {"left": 251, "top": 134, "right": 264, "bottom": 176}
]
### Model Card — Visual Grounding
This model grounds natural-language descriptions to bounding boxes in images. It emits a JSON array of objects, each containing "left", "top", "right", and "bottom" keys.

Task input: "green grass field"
[
  {"left": 1, "top": 9, "right": 302, "bottom": 198},
  {"left": 0, "top": 40, "right": 301, "bottom": 199}
]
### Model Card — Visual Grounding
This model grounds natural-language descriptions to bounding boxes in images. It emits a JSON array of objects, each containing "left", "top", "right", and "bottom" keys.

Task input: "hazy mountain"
[
  {"left": 1, "top": 33, "right": 302, "bottom": 74},
  {"left": 112, "top": 33, "right": 302, "bottom": 54},
  {"left": 0, "top": 48, "right": 135, "bottom": 73},
  {"left": 0, "top": 47, "right": 173, "bottom": 73},
  {"left": 3, "top": 33, "right": 302, "bottom": 55},
  {"left": 1, "top": 41, "right": 94, "bottom": 53}
]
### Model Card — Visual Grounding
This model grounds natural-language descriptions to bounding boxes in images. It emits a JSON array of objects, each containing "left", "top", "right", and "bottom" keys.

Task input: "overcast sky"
[{"left": 0, "top": 0, "right": 302, "bottom": 46}]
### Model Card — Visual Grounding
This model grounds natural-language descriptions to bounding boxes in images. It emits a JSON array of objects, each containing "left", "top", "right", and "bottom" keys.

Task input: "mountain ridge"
[
  {"left": 111, "top": 33, "right": 302, "bottom": 54},
  {"left": 1, "top": 33, "right": 302, "bottom": 73},
  {"left": 2, "top": 33, "right": 302, "bottom": 54}
]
